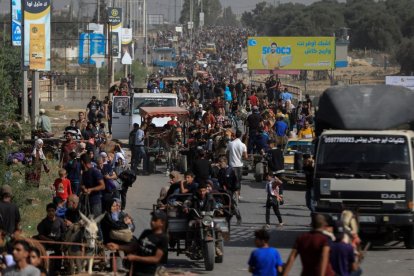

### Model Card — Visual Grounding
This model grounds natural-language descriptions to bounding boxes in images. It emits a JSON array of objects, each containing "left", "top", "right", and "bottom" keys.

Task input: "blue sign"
[
  {"left": 79, "top": 33, "right": 106, "bottom": 65},
  {"left": 248, "top": 39, "right": 257, "bottom": 47},
  {"left": 11, "top": 0, "right": 22, "bottom": 46}
]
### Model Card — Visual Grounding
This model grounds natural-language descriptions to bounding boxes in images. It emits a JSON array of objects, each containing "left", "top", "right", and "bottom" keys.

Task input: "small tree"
[
  {"left": 396, "top": 38, "right": 414, "bottom": 75},
  {"left": 0, "top": 44, "right": 22, "bottom": 120}
]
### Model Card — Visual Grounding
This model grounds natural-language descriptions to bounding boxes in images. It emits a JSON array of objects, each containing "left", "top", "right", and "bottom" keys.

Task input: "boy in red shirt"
[{"left": 53, "top": 168, "right": 73, "bottom": 202}]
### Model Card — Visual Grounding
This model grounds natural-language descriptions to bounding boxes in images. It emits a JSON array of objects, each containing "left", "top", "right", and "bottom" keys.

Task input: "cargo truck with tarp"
[{"left": 314, "top": 85, "right": 414, "bottom": 248}]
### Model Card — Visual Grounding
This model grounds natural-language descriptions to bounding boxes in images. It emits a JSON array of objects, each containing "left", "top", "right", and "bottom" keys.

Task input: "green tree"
[
  {"left": 180, "top": 0, "right": 222, "bottom": 27},
  {"left": 0, "top": 43, "right": 22, "bottom": 120},
  {"left": 396, "top": 38, "right": 414, "bottom": 75},
  {"left": 349, "top": 11, "right": 401, "bottom": 51},
  {"left": 216, "top": 7, "right": 240, "bottom": 27},
  {"left": 241, "top": 2, "right": 274, "bottom": 34}
]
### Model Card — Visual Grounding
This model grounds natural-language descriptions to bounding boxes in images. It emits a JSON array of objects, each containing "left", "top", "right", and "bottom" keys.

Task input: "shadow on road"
[
  {"left": 224, "top": 224, "right": 306, "bottom": 249},
  {"left": 243, "top": 179, "right": 265, "bottom": 189},
  {"left": 165, "top": 258, "right": 222, "bottom": 274}
]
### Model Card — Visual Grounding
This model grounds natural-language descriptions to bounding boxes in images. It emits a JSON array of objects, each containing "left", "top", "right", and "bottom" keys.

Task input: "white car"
[
  {"left": 235, "top": 58, "right": 248, "bottom": 73},
  {"left": 196, "top": 58, "right": 208, "bottom": 66}
]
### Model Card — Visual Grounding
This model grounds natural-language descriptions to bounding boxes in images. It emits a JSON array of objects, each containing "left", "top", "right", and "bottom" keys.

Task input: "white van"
[{"left": 112, "top": 93, "right": 178, "bottom": 139}]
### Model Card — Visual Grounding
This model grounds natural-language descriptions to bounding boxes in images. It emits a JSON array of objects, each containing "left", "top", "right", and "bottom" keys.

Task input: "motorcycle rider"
[
  {"left": 183, "top": 183, "right": 216, "bottom": 216},
  {"left": 182, "top": 183, "right": 217, "bottom": 258}
]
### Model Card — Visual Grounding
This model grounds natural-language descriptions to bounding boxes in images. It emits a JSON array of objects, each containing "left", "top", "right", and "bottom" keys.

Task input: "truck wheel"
[
  {"left": 404, "top": 226, "right": 414, "bottom": 249},
  {"left": 203, "top": 241, "right": 215, "bottom": 271}
]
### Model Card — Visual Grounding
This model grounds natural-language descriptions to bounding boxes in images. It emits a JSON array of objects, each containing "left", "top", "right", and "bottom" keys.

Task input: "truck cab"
[{"left": 314, "top": 85, "right": 414, "bottom": 248}]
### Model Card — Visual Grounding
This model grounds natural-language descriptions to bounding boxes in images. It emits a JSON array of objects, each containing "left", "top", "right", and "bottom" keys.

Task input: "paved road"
[{"left": 125, "top": 167, "right": 414, "bottom": 276}]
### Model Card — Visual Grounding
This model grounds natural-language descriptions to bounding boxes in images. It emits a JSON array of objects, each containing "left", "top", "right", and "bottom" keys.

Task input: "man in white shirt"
[{"left": 226, "top": 130, "right": 248, "bottom": 225}]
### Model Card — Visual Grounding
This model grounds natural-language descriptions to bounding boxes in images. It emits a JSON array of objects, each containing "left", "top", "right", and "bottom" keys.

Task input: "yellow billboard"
[{"left": 247, "top": 37, "right": 335, "bottom": 70}]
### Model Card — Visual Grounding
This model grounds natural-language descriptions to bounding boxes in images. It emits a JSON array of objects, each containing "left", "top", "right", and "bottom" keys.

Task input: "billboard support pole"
[
  {"left": 23, "top": 71, "right": 28, "bottom": 122},
  {"left": 31, "top": 71, "right": 40, "bottom": 129},
  {"left": 304, "top": 70, "right": 307, "bottom": 95},
  {"left": 21, "top": 0, "right": 29, "bottom": 122}
]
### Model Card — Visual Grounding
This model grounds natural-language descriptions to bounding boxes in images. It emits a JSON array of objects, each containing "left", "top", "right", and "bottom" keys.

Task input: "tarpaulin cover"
[
  {"left": 139, "top": 107, "right": 189, "bottom": 120},
  {"left": 315, "top": 85, "right": 414, "bottom": 135}
]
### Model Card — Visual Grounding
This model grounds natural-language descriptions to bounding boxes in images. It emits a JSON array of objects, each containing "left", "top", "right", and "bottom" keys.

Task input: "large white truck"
[
  {"left": 314, "top": 85, "right": 414, "bottom": 248},
  {"left": 112, "top": 93, "right": 178, "bottom": 139}
]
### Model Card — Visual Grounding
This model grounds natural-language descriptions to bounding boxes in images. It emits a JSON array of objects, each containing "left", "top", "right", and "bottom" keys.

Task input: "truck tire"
[
  {"left": 203, "top": 241, "right": 215, "bottom": 271},
  {"left": 404, "top": 226, "right": 414, "bottom": 249}
]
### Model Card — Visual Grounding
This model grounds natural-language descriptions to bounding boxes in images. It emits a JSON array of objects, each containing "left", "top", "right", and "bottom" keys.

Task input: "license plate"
[{"left": 359, "top": 216, "right": 376, "bottom": 223}]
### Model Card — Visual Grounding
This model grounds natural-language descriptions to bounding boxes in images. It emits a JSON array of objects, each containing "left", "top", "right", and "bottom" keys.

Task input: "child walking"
[
  {"left": 248, "top": 229, "right": 284, "bottom": 276},
  {"left": 265, "top": 174, "right": 284, "bottom": 228},
  {"left": 52, "top": 168, "right": 73, "bottom": 202}
]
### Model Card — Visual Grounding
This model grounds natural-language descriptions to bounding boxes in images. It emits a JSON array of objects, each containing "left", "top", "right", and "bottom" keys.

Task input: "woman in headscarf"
[
  {"left": 101, "top": 198, "right": 135, "bottom": 244},
  {"left": 25, "top": 139, "right": 49, "bottom": 187},
  {"left": 101, "top": 198, "right": 134, "bottom": 272}
]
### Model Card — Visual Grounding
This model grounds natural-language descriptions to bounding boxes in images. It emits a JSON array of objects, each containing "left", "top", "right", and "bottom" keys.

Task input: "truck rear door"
[{"left": 111, "top": 96, "right": 131, "bottom": 139}]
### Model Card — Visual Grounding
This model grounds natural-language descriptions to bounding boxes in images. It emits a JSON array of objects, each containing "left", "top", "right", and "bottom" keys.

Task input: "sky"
[
  {"left": 1, "top": 0, "right": 345, "bottom": 21},
  {"left": 1, "top": 0, "right": 339, "bottom": 17},
  {"left": 147, "top": 0, "right": 343, "bottom": 21}
]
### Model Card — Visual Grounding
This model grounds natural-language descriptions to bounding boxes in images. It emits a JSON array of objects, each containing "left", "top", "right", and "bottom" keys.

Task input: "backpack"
[
  {"left": 118, "top": 169, "right": 137, "bottom": 187},
  {"left": 224, "top": 166, "right": 238, "bottom": 192}
]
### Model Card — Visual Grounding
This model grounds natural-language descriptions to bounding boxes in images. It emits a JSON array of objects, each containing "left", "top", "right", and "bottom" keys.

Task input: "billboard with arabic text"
[{"left": 247, "top": 37, "right": 335, "bottom": 70}]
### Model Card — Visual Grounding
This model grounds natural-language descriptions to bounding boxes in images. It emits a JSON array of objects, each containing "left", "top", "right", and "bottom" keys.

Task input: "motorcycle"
[
  {"left": 185, "top": 209, "right": 217, "bottom": 271},
  {"left": 164, "top": 193, "right": 230, "bottom": 271}
]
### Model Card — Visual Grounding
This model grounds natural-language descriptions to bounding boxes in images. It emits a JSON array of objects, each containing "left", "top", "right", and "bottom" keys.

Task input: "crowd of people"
[{"left": 0, "top": 25, "right": 364, "bottom": 276}]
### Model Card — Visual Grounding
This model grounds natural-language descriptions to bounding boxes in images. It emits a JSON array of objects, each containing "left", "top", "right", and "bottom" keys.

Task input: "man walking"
[
  {"left": 0, "top": 185, "right": 21, "bottom": 236},
  {"left": 226, "top": 130, "right": 248, "bottom": 210},
  {"left": 129, "top": 123, "right": 139, "bottom": 169},
  {"left": 274, "top": 115, "right": 289, "bottom": 148},
  {"left": 283, "top": 214, "right": 335, "bottom": 276},
  {"left": 80, "top": 154, "right": 105, "bottom": 217},
  {"left": 246, "top": 106, "right": 263, "bottom": 153},
  {"left": 133, "top": 123, "right": 148, "bottom": 175}
]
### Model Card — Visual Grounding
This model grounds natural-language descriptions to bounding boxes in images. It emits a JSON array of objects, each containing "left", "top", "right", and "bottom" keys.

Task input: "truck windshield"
[
  {"left": 317, "top": 135, "right": 410, "bottom": 178},
  {"left": 133, "top": 98, "right": 176, "bottom": 114}
]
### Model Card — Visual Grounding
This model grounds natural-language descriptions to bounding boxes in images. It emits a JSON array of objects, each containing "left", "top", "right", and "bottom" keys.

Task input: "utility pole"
[
  {"left": 144, "top": 0, "right": 147, "bottom": 67},
  {"left": 189, "top": 0, "right": 193, "bottom": 51},
  {"left": 96, "top": 0, "right": 101, "bottom": 93},
  {"left": 200, "top": 0, "right": 203, "bottom": 30},
  {"left": 174, "top": 0, "right": 177, "bottom": 23},
  {"left": 97, "top": 0, "right": 100, "bottom": 22}
]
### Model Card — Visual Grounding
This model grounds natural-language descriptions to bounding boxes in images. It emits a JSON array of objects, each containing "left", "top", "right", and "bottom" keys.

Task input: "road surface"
[{"left": 125, "top": 167, "right": 414, "bottom": 275}]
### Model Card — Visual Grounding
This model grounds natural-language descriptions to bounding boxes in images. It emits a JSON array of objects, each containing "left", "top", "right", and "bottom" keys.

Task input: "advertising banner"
[
  {"left": 121, "top": 28, "right": 133, "bottom": 65},
  {"left": 11, "top": 0, "right": 22, "bottom": 46},
  {"left": 23, "top": 0, "right": 51, "bottom": 71},
  {"left": 247, "top": 37, "right": 335, "bottom": 70},
  {"left": 107, "top": 7, "right": 122, "bottom": 58},
  {"left": 78, "top": 33, "right": 106, "bottom": 66},
  {"left": 386, "top": 76, "right": 414, "bottom": 91}
]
